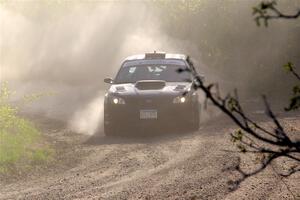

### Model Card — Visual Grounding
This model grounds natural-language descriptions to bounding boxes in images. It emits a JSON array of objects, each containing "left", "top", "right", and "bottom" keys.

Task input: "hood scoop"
[
  {"left": 116, "top": 86, "right": 126, "bottom": 92},
  {"left": 174, "top": 85, "right": 186, "bottom": 91},
  {"left": 135, "top": 80, "right": 166, "bottom": 90}
]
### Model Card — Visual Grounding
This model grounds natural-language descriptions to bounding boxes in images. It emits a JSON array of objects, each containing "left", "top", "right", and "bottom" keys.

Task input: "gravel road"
[{"left": 1, "top": 110, "right": 299, "bottom": 200}]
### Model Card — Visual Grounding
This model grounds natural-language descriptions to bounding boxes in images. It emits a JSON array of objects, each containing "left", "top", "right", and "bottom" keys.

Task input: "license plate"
[{"left": 140, "top": 110, "right": 157, "bottom": 119}]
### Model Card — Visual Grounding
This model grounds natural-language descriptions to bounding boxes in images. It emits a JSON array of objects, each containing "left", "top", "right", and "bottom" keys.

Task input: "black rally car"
[{"left": 103, "top": 52, "right": 202, "bottom": 136}]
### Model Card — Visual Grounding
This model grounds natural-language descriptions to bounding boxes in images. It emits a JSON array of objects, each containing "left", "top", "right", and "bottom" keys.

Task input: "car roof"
[{"left": 124, "top": 53, "right": 187, "bottom": 61}]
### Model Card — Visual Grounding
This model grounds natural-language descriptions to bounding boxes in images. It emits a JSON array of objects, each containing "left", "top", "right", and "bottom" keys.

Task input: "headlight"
[
  {"left": 111, "top": 97, "right": 125, "bottom": 104},
  {"left": 173, "top": 96, "right": 186, "bottom": 104}
]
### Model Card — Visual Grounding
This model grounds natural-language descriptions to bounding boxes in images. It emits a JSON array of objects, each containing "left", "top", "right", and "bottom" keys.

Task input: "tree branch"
[
  {"left": 180, "top": 56, "right": 300, "bottom": 189},
  {"left": 253, "top": 1, "right": 300, "bottom": 26}
]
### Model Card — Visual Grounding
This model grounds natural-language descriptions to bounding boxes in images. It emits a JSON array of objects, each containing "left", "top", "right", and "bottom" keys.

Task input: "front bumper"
[{"left": 104, "top": 99, "right": 199, "bottom": 132}]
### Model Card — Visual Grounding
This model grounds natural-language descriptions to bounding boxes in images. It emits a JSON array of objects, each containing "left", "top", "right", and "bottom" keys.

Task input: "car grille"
[{"left": 125, "top": 95, "right": 173, "bottom": 109}]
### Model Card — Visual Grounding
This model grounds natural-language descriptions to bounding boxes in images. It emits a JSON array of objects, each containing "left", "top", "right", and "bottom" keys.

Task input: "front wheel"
[{"left": 104, "top": 123, "right": 116, "bottom": 136}]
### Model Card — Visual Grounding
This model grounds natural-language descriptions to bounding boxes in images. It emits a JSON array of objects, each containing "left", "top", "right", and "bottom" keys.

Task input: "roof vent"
[
  {"left": 145, "top": 51, "right": 165, "bottom": 59},
  {"left": 135, "top": 80, "right": 166, "bottom": 90}
]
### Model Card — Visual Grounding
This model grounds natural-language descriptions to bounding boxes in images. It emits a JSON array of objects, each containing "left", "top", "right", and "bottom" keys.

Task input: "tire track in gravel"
[
  {"left": 2, "top": 112, "right": 299, "bottom": 199},
  {"left": 1, "top": 119, "right": 233, "bottom": 200}
]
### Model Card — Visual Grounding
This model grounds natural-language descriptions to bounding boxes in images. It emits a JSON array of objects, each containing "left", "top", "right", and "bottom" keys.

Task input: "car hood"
[{"left": 108, "top": 82, "right": 192, "bottom": 96}]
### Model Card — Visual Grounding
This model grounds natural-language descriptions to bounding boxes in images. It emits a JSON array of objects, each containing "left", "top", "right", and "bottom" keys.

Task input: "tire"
[{"left": 104, "top": 123, "right": 116, "bottom": 136}]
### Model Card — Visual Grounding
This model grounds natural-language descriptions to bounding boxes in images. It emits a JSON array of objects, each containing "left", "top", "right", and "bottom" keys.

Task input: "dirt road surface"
[{"left": 1, "top": 109, "right": 299, "bottom": 199}]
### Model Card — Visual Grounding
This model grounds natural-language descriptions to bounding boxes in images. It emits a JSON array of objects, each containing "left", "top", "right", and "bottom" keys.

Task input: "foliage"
[
  {"left": 174, "top": 2, "right": 300, "bottom": 190},
  {"left": 250, "top": 0, "right": 300, "bottom": 130},
  {"left": 253, "top": 0, "right": 300, "bottom": 26},
  {"left": 23, "top": 91, "right": 56, "bottom": 104},
  {"left": 284, "top": 62, "right": 300, "bottom": 111},
  {"left": 153, "top": 0, "right": 300, "bottom": 96},
  {"left": 179, "top": 1, "right": 300, "bottom": 193},
  {"left": 0, "top": 82, "right": 52, "bottom": 173},
  {"left": 179, "top": 57, "right": 300, "bottom": 190}
]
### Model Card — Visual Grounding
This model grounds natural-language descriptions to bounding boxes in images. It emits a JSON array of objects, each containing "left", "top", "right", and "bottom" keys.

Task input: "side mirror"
[{"left": 104, "top": 78, "right": 114, "bottom": 84}]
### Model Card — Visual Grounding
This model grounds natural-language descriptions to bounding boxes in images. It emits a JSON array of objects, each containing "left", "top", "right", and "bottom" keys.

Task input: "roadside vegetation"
[
  {"left": 175, "top": 0, "right": 300, "bottom": 192},
  {"left": 0, "top": 82, "right": 53, "bottom": 174}
]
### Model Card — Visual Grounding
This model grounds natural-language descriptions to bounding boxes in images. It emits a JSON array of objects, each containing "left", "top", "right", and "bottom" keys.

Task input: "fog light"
[
  {"left": 112, "top": 97, "right": 125, "bottom": 104},
  {"left": 173, "top": 96, "right": 187, "bottom": 104},
  {"left": 180, "top": 97, "right": 186, "bottom": 103},
  {"left": 113, "top": 98, "right": 119, "bottom": 104}
]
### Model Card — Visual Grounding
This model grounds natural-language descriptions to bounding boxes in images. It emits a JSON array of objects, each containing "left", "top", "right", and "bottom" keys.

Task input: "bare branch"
[
  {"left": 253, "top": 1, "right": 300, "bottom": 26},
  {"left": 181, "top": 56, "right": 300, "bottom": 189}
]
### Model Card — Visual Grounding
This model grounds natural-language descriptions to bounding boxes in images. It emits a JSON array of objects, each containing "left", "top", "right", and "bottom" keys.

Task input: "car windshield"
[{"left": 114, "top": 64, "right": 192, "bottom": 84}]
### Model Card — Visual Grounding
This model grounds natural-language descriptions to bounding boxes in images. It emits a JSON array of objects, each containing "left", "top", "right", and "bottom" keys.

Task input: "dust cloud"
[
  {"left": 68, "top": 93, "right": 104, "bottom": 135},
  {"left": 0, "top": 1, "right": 201, "bottom": 135},
  {"left": 1, "top": 1, "right": 299, "bottom": 135}
]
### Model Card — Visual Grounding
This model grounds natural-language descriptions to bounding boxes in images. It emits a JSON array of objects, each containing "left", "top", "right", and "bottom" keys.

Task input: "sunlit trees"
[{"left": 169, "top": 0, "right": 300, "bottom": 190}]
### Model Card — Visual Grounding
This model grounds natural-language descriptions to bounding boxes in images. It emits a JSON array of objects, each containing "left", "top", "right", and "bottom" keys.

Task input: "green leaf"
[{"left": 283, "top": 62, "right": 293, "bottom": 72}]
